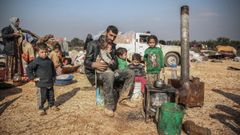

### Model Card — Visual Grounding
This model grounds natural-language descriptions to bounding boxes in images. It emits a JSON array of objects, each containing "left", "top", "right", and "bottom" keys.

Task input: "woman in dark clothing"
[
  {"left": 2, "top": 17, "right": 39, "bottom": 80},
  {"left": 1, "top": 17, "right": 23, "bottom": 80},
  {"left": 84, "top": 34, "right": 93, "bottom": 50}
]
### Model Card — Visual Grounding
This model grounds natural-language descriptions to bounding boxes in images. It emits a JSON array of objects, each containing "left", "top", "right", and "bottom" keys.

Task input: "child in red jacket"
[{"left": 128, "top": 53, "right": 146, "bottom": 93}]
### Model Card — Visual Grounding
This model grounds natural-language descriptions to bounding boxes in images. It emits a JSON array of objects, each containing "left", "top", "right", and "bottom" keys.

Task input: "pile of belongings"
[
  {"left": 114, "top": 31, "right": 135, "bottom": 44},
  {"left": 216, "top": 45, "right": 237, "bottom": 58}
]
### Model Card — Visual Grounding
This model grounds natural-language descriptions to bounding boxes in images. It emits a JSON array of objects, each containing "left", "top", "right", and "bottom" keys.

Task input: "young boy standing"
[
  {"left": 27, "top": 43, "right": 59, "bottom": 115},
  {"left": 144, "top": 35, "right": 165, "bottom": 85}
]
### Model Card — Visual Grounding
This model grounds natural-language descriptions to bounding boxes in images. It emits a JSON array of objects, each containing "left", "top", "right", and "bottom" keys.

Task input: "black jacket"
[
  {"left": 128, "top": 64, "right": 145, "bottom": 76},
  {"left": 27, "top": 57, "right": 56, "bottom": 88},
  {"left": 1, "top": 25, "right": 18, "bottom": 56},
  {"left": 84, "top": 38, "right": 118, "bottom": 85}
]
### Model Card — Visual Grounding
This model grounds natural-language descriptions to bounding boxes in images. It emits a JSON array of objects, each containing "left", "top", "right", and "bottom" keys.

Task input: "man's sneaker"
[
  {"left": 120, "top": 100, "right": 137, "bottom": 108},
  {"left": 50, "top": 106, "right": 60, "bottom": 111},
  {"left": 38, "top": 110, "right": 47, "bottom": 116},
  {"left": 104, "top": 108, "right": 114, "bottom": 117}
]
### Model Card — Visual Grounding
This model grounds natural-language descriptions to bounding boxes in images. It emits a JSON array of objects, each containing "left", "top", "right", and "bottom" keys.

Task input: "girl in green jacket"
[{"left": 144, "top": 35, "right": 165, "bottom": 85}]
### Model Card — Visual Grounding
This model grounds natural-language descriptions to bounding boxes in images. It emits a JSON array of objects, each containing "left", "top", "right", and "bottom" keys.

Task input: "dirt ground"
[{"left": 0, "top": 60, "right": 240, "bottom": 135}]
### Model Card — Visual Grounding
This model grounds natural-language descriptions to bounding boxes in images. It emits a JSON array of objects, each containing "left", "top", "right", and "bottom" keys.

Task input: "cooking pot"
[
  {"left": 153, "top": 73, "right": 166, "bottom": 88},
  {"left": 154, "top": 79, "right": 165, "bottom": 88}
]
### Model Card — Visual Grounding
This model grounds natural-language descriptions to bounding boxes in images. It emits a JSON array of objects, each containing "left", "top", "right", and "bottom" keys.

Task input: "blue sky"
[{"left": 0, "top": 0, "right": 240, "bottom": 41}]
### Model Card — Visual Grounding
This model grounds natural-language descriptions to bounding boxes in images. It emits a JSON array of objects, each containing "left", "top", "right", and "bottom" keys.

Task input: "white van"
[{"left": 115, "top": 32, "right": 181, "bottom": 67}]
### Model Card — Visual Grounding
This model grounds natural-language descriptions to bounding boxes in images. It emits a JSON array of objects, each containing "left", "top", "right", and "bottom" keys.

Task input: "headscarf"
[
  {"left": 9, "top": 17, "right": 20, "bottom": 32},
  {"left": 84, "top": 34, "right": 93, "bottom": 50}
]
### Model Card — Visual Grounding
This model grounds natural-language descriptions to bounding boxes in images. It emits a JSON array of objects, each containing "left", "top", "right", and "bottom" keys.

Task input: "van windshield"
[{"left": 139, "top": 35, "right": 149, "bottom": 43}]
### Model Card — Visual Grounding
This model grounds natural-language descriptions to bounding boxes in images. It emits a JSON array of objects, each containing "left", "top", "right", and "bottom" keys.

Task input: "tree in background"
[
  {"left": 159, "top": 40, "right": 166, "bottom": 45},
  {"left": 205, "top": 40, "right": 216, "bottom": 50},
  {"left": 166, "top": 40, "right": 180, "bottom": 46},
  {"left": 216, "top": 37, "right": 230, "bottom": 45}
]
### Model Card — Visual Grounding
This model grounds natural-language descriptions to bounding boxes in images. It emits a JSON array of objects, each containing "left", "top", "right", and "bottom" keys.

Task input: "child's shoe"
[
  {"left": 104, "top": 108, "right": 114, "bottom": 117},
  {"left": 50, "top": 106, "right": 60, "bottom": 111},
  {"left": 38, "top": 110, "right": 47, "bottom": 116},
  {"left": 120, "top": 99, "right": 137, "bottom": 108}
]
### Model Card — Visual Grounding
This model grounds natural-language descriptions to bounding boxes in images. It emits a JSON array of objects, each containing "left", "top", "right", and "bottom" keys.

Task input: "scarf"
[{"left": 9, "top": 17, "right": 19, "bottom": 32}]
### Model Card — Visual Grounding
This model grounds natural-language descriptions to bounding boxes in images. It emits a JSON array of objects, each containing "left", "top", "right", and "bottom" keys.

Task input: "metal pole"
[{"left": 180, "top": 5, "right": 190, "bottom": 82}]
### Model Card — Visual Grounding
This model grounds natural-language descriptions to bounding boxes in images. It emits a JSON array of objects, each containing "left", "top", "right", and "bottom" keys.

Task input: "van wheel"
[{"left": 165, "top": 53, "right": 179, "bottom": 67}]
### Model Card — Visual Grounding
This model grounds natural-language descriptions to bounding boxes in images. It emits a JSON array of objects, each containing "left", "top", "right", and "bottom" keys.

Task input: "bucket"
[
  {"left": 55, "top": 74, "right": 74, "bottom": 86},
  {"left": 158, "top": 102, "right": 185, "bottom": 135},
  {"left": 0, "top": 67, "right": 7, "bottom": 81},
  {"left": 13, "top": 73, "right": 23, "bottom": 86}
]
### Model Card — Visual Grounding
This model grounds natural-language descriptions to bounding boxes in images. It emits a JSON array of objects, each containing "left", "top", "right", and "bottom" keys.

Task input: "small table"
[{"left": 144, "top": 84, "right": 178, "bottom": 122}]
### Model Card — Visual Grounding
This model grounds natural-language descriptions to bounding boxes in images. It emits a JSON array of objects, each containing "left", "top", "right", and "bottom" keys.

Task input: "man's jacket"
[{"left": 84, "top": 38, "right": 118, "bottom": 85}]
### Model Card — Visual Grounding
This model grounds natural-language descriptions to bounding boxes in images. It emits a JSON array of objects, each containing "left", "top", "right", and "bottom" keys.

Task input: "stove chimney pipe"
[{"left": 180, "top": 5, "right": 190, "bottom": 82}]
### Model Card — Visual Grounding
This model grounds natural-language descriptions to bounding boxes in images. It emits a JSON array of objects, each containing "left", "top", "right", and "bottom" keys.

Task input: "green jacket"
[
  {"left": 144, "top": 47, "right": 164, "bottom": 74},
  {"left": 117, "top": 57, "right": 128, "bottom": 70}
]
